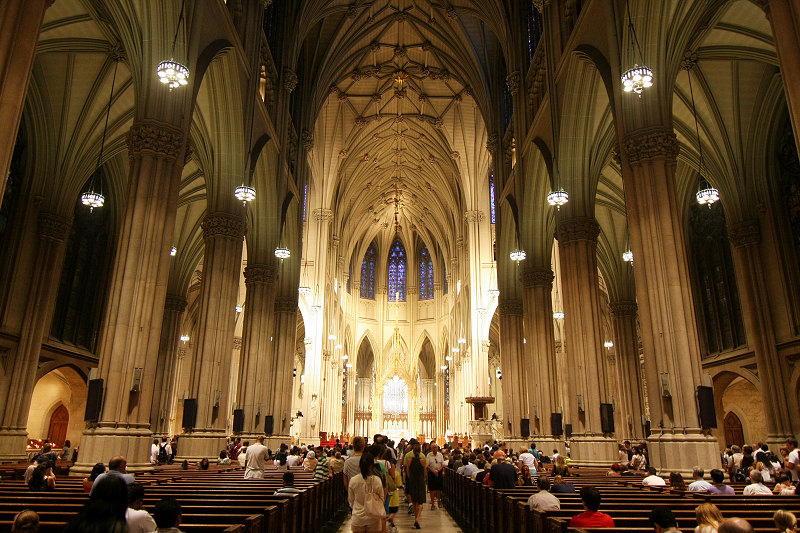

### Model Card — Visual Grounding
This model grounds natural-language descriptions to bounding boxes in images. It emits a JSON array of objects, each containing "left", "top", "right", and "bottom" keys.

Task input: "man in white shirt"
[
  {"left": 642, "top": 467, "right": 666, "bottom": 486},
  {"left": 244, "top": 436, "right": 269, "bottom": 479},
  {"left": 688, "top": 466, "right": 713, "bottom": 491},
  {"left": 286, "top": 449, "right": 301, "bottom": 468},
  {"left": 126, "top": 483, "right": 157, "bottom": 533},
  {"left": 150, "top": 439, "right": 159, "bottom": 465},
  {"left": 426, "top": 442, "right": 445, "bottom": 510},
  {"left": 527, "top": 475, "right": 561, "bottom": 511},
  {"left": 458, "top": 454, "right": 479, "bottom": 477},
  {"left": 785, "top": 438, "right": 799, "bottom": 482},
  {"left": 730, "top": 445, "right": 744, "bottom": 472},
  {"left": 518, "top": 445, "right": 538, "bottom": 473},
  {"left": 237, "top": 441, "right": 248, "bottom": 467},
  {"left": 742, "top": 470, "right": 773, "bottom": 495}
]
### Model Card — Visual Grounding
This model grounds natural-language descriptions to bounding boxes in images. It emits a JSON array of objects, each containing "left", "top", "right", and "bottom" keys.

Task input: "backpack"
[
  {"left": 734, "top": 467, "right": 748, "bottom": 482},
  {"left": 158, "top": 443, "right": 168, "bottom": 464}
]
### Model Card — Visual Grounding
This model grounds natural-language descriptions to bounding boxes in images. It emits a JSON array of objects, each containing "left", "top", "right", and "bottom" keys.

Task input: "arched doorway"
[
  {"left": 48, "top": 405, "right": 69, "bottom": 447},
  {"left": 724, "top": 411, "right": 744, "bottom": 448}
]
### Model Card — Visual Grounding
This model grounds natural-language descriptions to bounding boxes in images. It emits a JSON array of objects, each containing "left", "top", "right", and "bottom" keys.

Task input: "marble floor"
[{"left": 336, "top": 493, "right": 463, "bottom": 532}]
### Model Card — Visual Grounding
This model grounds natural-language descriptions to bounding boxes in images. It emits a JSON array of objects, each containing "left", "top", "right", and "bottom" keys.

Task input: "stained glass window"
[
  {"left": 388, "top": 240, "right": 406, "bottom": 301},
  {"left": 360, "top": 243, "right": 376, "bottom": 299},
  {"left": 302, "top": 183, "right": 308, "bottom": 221},
  {"left": 527, "top": 3, "right": 544, "bottom": 65},
  {"left": 489, "top": 170, "right": 496, "bottom": 224},
  {"left": 419, "top": 246, "right": 434, "bottom": 300},
  {"left": 443, "top": 265, "right": 448, "bottom": 295}
]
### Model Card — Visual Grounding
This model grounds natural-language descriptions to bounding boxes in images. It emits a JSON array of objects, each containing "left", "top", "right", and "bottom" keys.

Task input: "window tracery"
[
  {"left": 388, "top": 240, "right": 406, "bottom": 301},
  {"left": 360, "top": 243, "right": 376, "bottom": 299},
  {"left": 419, "top": 245, "right": 434, "bottom": 299}
]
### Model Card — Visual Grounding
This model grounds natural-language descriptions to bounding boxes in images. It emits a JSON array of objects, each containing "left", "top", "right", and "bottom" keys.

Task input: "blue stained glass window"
[
  {"left": 419, "top": 246, "right": 434, "bottom": 300},
  {"left": 527, "top": 4, "right": 544, "bottom": 65},
  {"left": 388, "top": 240, "right": 406, "bottom": 301},
  {"left": 302, "top": 183, "right": 308, "bottom": 221},
  {"left": 360, "top": 244, "right": 376, "bottom": 299},
  {"left": 489, "top": 170, "right": 496, "bottom": 224}
]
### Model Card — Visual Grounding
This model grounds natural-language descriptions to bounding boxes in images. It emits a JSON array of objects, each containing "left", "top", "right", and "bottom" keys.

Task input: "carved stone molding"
[
  {"left": 556, "top": 217, "right": 601, "bottom": 243},
  {"left": 164, "top": 294, "right": 188, "bottom": 313},
  {"left": 446, "top": 5, "right": 458, "bottom": 19},
  {"left": 481, "top": 340, "right": 491, "bottom": 352},
  {"left": 304, "top": 338, "right": 313, "bottom": 349},
  {"left": 407, "top": 286, "right": 418, "bottom": 295},
  {"left": 233, "top": 337, "right": 242, "bottom": 350},
  {"left": 486, "top": 133, "right": 499, "bottom": 156},
  {"left": 456, "top": 237, "right": 464, "bottom": 249},
  {"left": 609, "top": 301, "right": 638, "bottom": 318},
  {"left": 244, "top": 264, "right": 278, "bottom": 285},
  {"left": 464, "top": 210, "right": 485, "bottom": 224},
  {"left": 611, "top": 143, "right": 622, "bottom": 166},
  {"left": 506, "top": 71, "right": 521, "bottom": 96},
  {"left": 531, "top": 0, "right": 550, "bottom": 11},
  {"left": 283, "top": 68, "right": 298, "bottom": 93},
  {"left": 728, "top": 220, "right": 761, "bottom": 247},
  {"left": 274, "top": 297, "right": 298, "bottom": 314},
  {"left": 201, "top": 213, "right": 246, "bottom": 239},
  {"left": 323, "top": 349, "right": 332, "bottom": 361},
  {"left": 313, "top": 208, "right": 334, "bottom": 221},
  {"left": 38, "top": 213, "right": 71, "bottom": 242},
  {"left": 301, "top": 130, "right": 314, "bottom": 151},
  {"left": 623, "top": 129, "right": 680, "bottom": 165},
  {"left": 127, "top": 122, "right": 183, "bottom": 162},
  {"left": 332, "top": 235, "right": 340, "bottom": 248},
  {"left": 521, "top": 267, "right": 554, "bottom": 288},
  {"left": 499, "top": 299, "right": 524, "bottom": 317}
]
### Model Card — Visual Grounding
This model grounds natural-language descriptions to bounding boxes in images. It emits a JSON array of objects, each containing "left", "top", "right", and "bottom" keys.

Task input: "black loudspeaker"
[
  {"left": 521, "top": 418, "right": 530, "bottom": 437},
  {"left": 645, "top": 420, "right": 652, "bottom": 437},
  {"left": 233, "top": 409, "right": 244, "bottom": 432},
  {"left": 182, "top": 399, "right": 197, "bottom": 429},
  {"left": 264, "top": 415, "right": 274, "bottom": 435},
  {"left": 565, "top": 424, "right": 573, "bottom": 438},
  {"left": 697, "top": 386, "right": 717, "bottom": 428},
  {"left": 84, "top": 379, "right": 104, "bottom": 421},
  {"left": 551, "top": 413, "right": 563, "bottom": 436},
  {"left": 600, "top": 403, "right": 615, "bottom": 434}
]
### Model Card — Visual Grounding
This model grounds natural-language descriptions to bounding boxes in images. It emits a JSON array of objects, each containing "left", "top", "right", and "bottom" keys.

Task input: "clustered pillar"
[{"left": 608, "top": 301, "right": 645, "bottom": 441}]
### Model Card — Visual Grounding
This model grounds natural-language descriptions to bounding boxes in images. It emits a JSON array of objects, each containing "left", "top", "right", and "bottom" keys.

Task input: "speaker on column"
[
  {"left": 84, "top": 379, "right": 104, "bottom": 421},
  {"left": 600, "top": 403, "right": 615, "bottom": 434},
  {"left": 697, "top": 386, "right": 717, "bottom": 428},
  {"left": 550, "top": 413, "right": 563, "bottom": 436},
  {"left": 182, "top": 399, "right": 197, "bottom": 429},
  {"left": 264, "top": 415, "right": 274, "bottom": 435},
  {"left": 521, "top": 418, "right": 530, "bottom": 437},
  {"left": 233, "top": 409, "right": 244, "bottom": 432},
  {"left": 565, "top": 424, "right": 572, "bottom": 439}
]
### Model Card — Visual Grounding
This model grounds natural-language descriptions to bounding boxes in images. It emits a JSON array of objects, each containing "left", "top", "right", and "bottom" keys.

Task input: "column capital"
[
  {"left": 313, "top": 208, "right": 333, "bottom": 221},
  {"left": 727, "top": 219, "right": 761, "bottom": 247},
  {"left": 164, "top": 294, "right": 188, "bottom": 312},
  {"left": 274, "top": 296, "right": 298, "bottom": 314},
  {"left": 532, "top": 0, "right": 550, "bottom": 11},
  {"left": 486, "top": 133, "right": 500, "bottom": 156},
  {"left": 37, "top": 213, "right": 71, "bottom": 242},
  {"left": 609, "top": 301, "right": 638, "bottom": 318},
  {"left": 556, "top": 217, "right": 600, "bottom": 243},
  {"left": 126, "top": 121, "right": 183, "bottom": 162},
  {"left": 201, "top": 213, "right": 246, "bottom": 239},
  {"left": 283, "top": 68, "right": 298, "bottom": 93},
  {"left": 464, "top": 210, "right": 485, "bottom": 223},
  {"left": 244, "top": 264, "right": 277, "bottom": 284},
  {"left": 498, "top": 298, "right": 524, "bottom": 317},
  {"left": 623, "top": 128, "right": 680, "bottom": 166},
  {"left": 506, "top": 71, "right": 521, "bottom": 96},
  {"left": 521, "top": 267, "right": 554, "bottom": 288},
  {"left": 233, "top": 336, "right": 242, "bottom": 350}
]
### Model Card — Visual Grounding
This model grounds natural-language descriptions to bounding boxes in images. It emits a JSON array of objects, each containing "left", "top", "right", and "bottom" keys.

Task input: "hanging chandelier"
[
  {"left": 157, "top": 0, "right": 189, "bottom": 90},
  {"left": 82, "top": 57, "right": 120, "bottom": 212},
  {"left": 622, "top": 251, "right": 634, "bottom": 263},
  {"left": 235, "top": 184, "right": 256, "bottom": 205},
  {"left": 180, "top": 334, "right": 190, "bottom": 342},
  {"left": 686, "top": 62, "right": 719, "bottom": 208},
  {"left": 452, "top": 347, "right": 460, "bottom": 353},
  {"left": 510, "top": 249, "right": 526, "bottom": 263},
  {"left": 170, "top": 246, "right": 177, "bottom": 256},
  {"left": 604, "top": 341, "right": 614, "bottom": 348},
  {"left": 275, "top": 245, "right": 290, "bottom": 260},
  {"left": 621, "top": 1, "right": 654, "bottom": 97},
  {"left": 547, "top": 188, "right": 569, "bottom": 210},
  {"left": 298, "top": 286, "right": 312, "bottom": 295},
  {"left": 553, "top": 312, "right": 564, "bottom": 319}
]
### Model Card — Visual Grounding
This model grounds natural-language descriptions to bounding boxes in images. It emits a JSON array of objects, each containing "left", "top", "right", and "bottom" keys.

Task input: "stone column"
[
  {"left": 728, "top": 220, "right": 798, "bottom": 443},
  {"left": 345, "top": 365, "right": 356, "bottom": 437},
  {"left": 497, "top": 298, "right": 526, "bottom": 443},
  {"left": 0, "top": 213, "right": 70, "bottom": 460},
  {"left": 150, "top": 295, "right": 187, "bottom": 436},
  {"left": 0, "top": 0, "right": 51, "bottom": 201},
  {"left": 520, "top": 267, "right": 565, "bottom": 453},
  {"left": 179, "top": 213, "right": 245, "bottom": 460},
  {"left": 621, "top": 128, "right": 718, "bottom": 473},
  {"left": 74, "top": 122, "right": 184, "bottom": 475},
  {"left": 235, "top": 264, "right": 277, "bottom": 437},
  {"left": 608, "top": 302, "right": 645, "bottom": 440},
  {"left": 436, "top": 370, "right": 447, "bottom": 444},
  {"left": 557, "top": 217, "right": 617, "bottom": 464},
  {"left": 266, "top": 296, "right": 298, "bottom": 446}
]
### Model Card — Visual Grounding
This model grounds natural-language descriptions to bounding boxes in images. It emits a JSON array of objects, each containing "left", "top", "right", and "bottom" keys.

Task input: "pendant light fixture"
[
  {"left": 82, "top": 57, "right": 121, "bottom": 212},
  {"left": 510, "top": 228, "right": 526, "bottom": 265},
  {"left": 235, "top": 97, "right": 258, "bottom": 206},
  {"left": 686, "top": 64, "right": 719, "bottom": 207},
  {"left": 157, "top": 0, "right": 190, "bottom": 89},
  {"left": 621, "top": 1, "right": 653, "bottom": 96},
  {"left": 547, "top": 158, "right": 569, "bottom": 210},
  {"left": 622, "top": 251, "right": 634, "bottom": 263},
  {"left": 487, "top": 261, "right": 500, "bottom": 298},
  {"left": 298, "top": 194, "right": 312, "bottom": 295}
]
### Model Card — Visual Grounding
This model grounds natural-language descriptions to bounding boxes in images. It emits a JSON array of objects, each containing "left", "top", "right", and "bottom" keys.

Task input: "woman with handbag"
[
  {"left": 348, "top": 452, "right": 387, "bottom": 533},
  {"left": 404, "top": 442, "right": 428, "bottom": 529}
]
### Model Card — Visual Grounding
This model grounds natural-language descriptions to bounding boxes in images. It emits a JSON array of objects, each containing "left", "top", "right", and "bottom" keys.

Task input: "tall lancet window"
[
  {"left": 388, "top": 240, "right": 406, "bottom": 301},
  {"left": 360, "top": 243, "right": 376, "bottom": 299},
  {"left": 489, "top": 169, "right": 496, "bottom": 224},
  {"left": 419, "top": 246, "right": 434, "bottom": 300}
]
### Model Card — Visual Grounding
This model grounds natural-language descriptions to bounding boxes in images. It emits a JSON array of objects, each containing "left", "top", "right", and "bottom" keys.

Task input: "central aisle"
[{"left": 336, "top": 498, "right": 463, "bottom": 533}]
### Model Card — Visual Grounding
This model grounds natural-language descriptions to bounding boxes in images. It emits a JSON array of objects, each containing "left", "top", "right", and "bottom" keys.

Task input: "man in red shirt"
[{"left": 569, "top": 486, "right": 615, "bottom": 528}]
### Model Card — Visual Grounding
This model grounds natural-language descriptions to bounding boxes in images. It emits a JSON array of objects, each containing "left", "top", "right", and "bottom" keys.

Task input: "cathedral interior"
[{"left": 0, "top": 0, "right": 799, "bottom": 475}]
